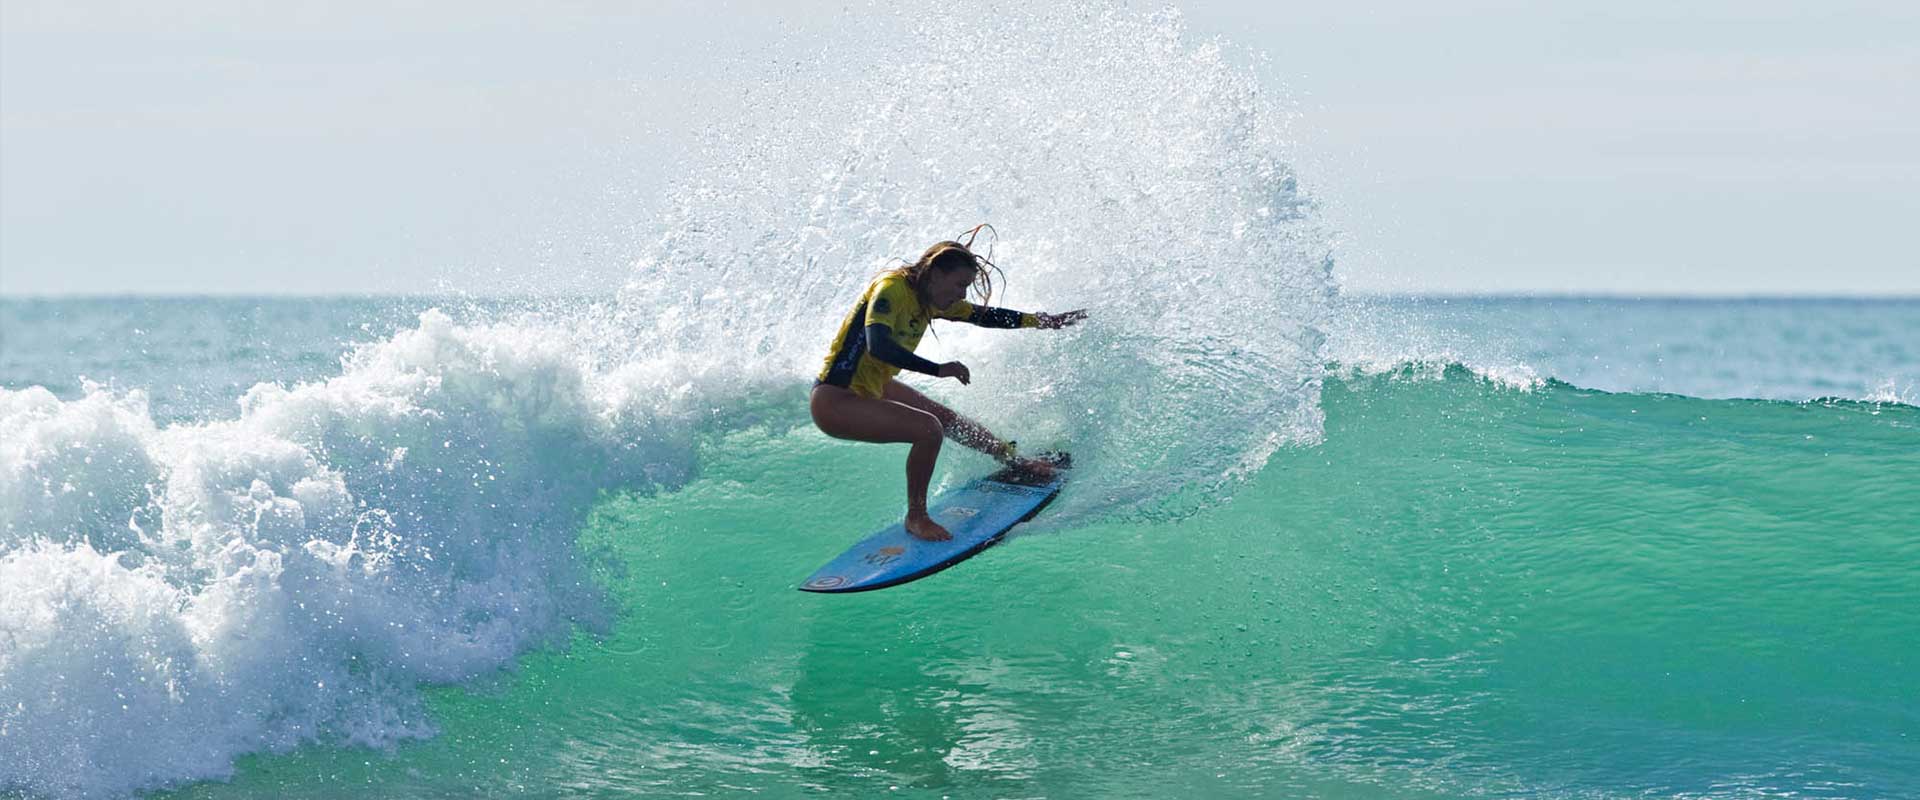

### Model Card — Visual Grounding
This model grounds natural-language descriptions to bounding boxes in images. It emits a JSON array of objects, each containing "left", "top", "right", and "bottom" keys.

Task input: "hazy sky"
[{"left": 3, "top": 0, "right": 1915, "bottom": 296}]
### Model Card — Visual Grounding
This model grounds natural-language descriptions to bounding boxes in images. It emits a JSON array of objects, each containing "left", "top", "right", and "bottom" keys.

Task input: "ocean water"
[{"left": 3, "top": 5, "right": 1918, "bottom": 799}]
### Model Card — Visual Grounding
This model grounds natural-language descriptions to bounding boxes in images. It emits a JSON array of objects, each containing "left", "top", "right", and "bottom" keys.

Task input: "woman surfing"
[{"left": 810, "top": 227, "right": 1087, "bottom": 542}]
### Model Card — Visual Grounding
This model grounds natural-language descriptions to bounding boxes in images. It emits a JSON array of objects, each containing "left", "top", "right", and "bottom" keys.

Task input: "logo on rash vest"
[{"left": 874, "top": 296, "right": 892, "bottom": 315}]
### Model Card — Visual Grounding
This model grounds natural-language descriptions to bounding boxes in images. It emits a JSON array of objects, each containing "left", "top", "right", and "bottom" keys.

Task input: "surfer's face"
[{"left": 926, "top": 266, "right": 976, "bottom": 309}]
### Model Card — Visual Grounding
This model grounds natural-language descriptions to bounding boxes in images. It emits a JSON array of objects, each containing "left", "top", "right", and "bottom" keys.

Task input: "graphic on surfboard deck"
[{"left": 800, "top": 453, "right": 1069, "bottom": 593}]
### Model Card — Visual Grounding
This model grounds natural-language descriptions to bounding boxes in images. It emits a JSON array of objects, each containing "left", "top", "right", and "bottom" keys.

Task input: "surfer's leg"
[
  {"left": 881, "top": 380, "right": 1013, "bottom": 461},
  {"left": 882, "top": 380, "right": 1059, "bottom": 479},
  {"left": 809, "top": 384, "right": 952, "bottom": 541}
]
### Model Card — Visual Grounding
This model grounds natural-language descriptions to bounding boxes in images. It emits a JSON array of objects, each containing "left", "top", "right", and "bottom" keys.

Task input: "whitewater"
[{"left": 3, "top": 4, "right": 1917, "bottom": 799}]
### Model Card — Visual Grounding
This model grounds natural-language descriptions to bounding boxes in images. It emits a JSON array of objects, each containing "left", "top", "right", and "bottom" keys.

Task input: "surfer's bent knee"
[{"left": 908, "top": 410, "right": 943, "bottom": 447}]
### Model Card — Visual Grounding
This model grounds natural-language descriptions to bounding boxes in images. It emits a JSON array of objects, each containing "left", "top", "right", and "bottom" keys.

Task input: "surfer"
[{"left": 811, "top": 227, "right": 1087, "bottom": 542}]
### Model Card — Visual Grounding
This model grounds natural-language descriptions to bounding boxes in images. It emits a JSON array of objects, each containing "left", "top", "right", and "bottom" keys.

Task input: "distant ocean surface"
[
  {"left": 6, "top": 295, "right": 1918, "bottom": 423},
  {"left": 3, "top": 4, "right": 1917, "bottom": 798}
]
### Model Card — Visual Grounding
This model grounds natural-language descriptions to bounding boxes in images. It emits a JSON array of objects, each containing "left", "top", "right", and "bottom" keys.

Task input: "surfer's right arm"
[{"left": 865, "top": 324, "right": 970, "bottom": 384}]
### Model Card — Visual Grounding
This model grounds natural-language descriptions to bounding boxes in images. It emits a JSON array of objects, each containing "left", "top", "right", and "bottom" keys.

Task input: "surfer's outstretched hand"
[{"left": 1037, "top": 309, "right": 1089, "bottom": 330}]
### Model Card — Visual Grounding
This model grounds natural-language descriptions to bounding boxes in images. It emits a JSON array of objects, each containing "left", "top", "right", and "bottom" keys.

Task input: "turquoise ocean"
[{"left": 3, "top": 6, "right": 1917, "bottom": 799}]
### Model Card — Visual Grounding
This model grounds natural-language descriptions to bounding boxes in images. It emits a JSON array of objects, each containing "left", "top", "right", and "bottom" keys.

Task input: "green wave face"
[{"left": 165, "top": 370, "right": 1920, "bottom": 800}]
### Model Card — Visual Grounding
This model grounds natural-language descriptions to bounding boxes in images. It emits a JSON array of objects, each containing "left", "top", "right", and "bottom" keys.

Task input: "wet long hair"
[{"left": 879, "top": 224, "right": 1005, "bottom": 308}]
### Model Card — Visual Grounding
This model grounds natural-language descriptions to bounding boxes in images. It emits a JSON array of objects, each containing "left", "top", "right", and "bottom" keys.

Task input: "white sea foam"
[{"left": 1, "top": 310, "right": 701, "bottom": 797}]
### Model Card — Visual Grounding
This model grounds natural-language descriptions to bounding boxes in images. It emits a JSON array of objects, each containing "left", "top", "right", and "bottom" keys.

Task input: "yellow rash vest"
[{"left": 816, "top": 274, "right": 1038, "bottom": 398}]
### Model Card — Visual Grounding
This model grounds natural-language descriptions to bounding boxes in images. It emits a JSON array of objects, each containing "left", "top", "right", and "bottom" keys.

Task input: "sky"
[{"left": 2, "top": 0, "right": 1916, "bottom": 297}]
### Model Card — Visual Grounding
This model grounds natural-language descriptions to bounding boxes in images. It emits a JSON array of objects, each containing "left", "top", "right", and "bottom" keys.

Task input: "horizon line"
[{"left": 3, "top": 290, "right": 1917, "bottom": 303}]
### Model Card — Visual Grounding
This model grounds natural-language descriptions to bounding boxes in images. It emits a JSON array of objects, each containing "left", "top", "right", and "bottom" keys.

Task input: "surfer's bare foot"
[{"left": 905, "top": 513, "right": 952, "bottom": 541}]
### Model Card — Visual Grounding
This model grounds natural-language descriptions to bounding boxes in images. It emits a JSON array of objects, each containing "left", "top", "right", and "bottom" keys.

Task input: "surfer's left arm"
[{"left": 951, "top": 305, "right": 1089, "bottom": 330}]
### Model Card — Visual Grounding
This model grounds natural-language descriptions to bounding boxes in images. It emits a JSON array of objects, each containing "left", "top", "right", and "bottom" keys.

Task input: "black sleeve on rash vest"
[
  {"left": 864, "top": 324, "right": 942, "bottom": 376},
  {"left": 966, "top": 305, "right": 1029, "bottom": 329}
]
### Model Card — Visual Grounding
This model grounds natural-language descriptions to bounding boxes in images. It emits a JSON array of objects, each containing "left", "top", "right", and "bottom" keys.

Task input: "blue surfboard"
[{"left": 799, "top": 453, "right": 1069, "bottom": 593}]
